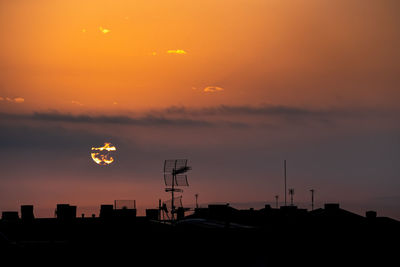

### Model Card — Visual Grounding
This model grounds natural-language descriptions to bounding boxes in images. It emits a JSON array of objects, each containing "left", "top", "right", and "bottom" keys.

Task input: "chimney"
[
  {"left": 366, "top": 210, "right": 377, "bottom": 219},
  {"left": 21, "top": 205, "right": 34, "bottom": 221}
]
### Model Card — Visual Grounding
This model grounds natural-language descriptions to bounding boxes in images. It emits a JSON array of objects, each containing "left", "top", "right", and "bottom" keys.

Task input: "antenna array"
[{"left": 163, "top": 159, "right": 191, "bottom": 222}]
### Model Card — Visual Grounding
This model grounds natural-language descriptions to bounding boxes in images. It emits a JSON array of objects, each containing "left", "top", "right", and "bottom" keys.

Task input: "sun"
[{"left": 91, "top": 143, "right": 116, "bottom": 165}]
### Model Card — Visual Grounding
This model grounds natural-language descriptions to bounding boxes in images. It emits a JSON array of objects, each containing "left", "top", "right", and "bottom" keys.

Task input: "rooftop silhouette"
[{"left": 1, "top": 201, "right": 399, "bottom": 266}]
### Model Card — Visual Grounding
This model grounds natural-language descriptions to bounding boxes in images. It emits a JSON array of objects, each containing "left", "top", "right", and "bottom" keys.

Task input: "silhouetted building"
[
  {"left": 310, "top": 203, "right": 365, "bottom": 226},
  {"left": 114, "top": 207, "right": 136, "bottom": 219},
  {"left": 2, "top": 211, "right": 19, "bottom": 222},
  {"left": 100, "top": 205, "right": 114, "bottom": 219},
  {"left": 324, "top": 203, "right": 340, "bottom": 210},
  {"left": 177, "top": 207, "right": 185, "bottom": 220},
  {"left": 146, "top": 209, "right": 160, "bottom": 220},
  {"left": 56, "top": 204, "right": 76, "bottom": 221},
  {"left": 193, "top": 207, "right": 208, "bottom": 218},
  {"left": 207, "top": 204, "right": 237, "bottom": 228},
  {"left": 21, "top": 205, "right": 34, "bottom": 221}
]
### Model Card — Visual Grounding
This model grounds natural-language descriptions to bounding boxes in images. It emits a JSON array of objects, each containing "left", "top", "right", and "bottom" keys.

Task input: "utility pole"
[
  {"left": 195, "top": 194, "right": 199, "bottom": 209},
  {"left": 289, "top": 188, "right": 294, "bottom": 206},
  {"left": 284, "top": 160, "right": 287, "bottom": 206},
  {"left": 310, "top": 189, "right": 315, "bottom": 211}
]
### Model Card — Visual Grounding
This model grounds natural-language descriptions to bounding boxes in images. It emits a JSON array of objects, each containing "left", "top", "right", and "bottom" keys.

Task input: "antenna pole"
[
  {"left": 310, "top": 189, "right": 315, "bottom": 211},
  {"left": 284, "top": 160, "right": 287, "bottom": 206},
  {"left": 289, "top": 188, "right": 294, "bottom": 206},
  {"left": 195, "top": 194, "right": 199, "bottom": 209},
  {"left": 291, "top": 190, "right": 293, "bottom": 206},
  {"left": 275, "top": 195, "right": 279, "bottom": 209},
  {"left": 171, "top": 174, "right": 175, "bottom": 223},
  {"left": 158, "top": 199, "right": 161, "bottom": 220},
  {"left": 171, "top": 160, "right": 177, "bottom": 223},
  {"left": 163, "top": 159, "right": 191, "bottom": 224}
]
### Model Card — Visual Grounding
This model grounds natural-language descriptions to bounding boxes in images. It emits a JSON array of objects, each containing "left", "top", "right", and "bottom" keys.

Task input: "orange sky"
[{"left": 1, "top": 0, "right": 399, "bottom": 113}]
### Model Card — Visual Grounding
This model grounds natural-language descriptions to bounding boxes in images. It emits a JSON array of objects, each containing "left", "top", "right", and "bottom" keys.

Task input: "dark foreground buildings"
[{"left": 1, "top": 203, "right": 399, "bottom": 265}]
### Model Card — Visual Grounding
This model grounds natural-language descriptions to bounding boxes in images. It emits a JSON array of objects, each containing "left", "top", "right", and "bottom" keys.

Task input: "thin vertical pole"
[
  {"left": 171, "top": 160, "right": 176, "bottom": 223},
  {"left": 195, "top": 194, "right": 199, "bottom": 209},
  {"left": 290, "top": 191, "right": 294, "bottom": 206},
  {"left": 310, "top": 189, "right": 315, "bottom": 211},
  {"left": 284, "top": 160, "right": 287, "bottom": 206},
  {"left": 275, "top": 195, "right": 279, "bottom": 209},
  {"left": 171, "top": 176, "right": 175, "bottom": 222},
  {"left": 158, "top": 199, "right": 161, "bottom": 221}
]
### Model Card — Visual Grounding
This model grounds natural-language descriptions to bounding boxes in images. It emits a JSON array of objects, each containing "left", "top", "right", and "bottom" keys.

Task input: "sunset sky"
[{"left": 0, "top": 0, "right": 399, "bottom": 218}]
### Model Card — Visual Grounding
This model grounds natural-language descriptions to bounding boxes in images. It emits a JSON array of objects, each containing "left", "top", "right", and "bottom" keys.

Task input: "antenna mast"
[
  {"left": 310, "top": 189, "right": 315, "bottom": 211},
  {"left": 195, "top": 193, "right": 199, "bottom": 209},
  {"left": 289, "top": 188, "right": 294, "bottom": 206},
  {"left": 163, "top": 159, "right": 191, "bottom": 224},
  {"left": 275, "top": 195, "right": 279, "bottom": 209},
  {"left": 284, "top": 160, "right": 287, "bottom": 206}
]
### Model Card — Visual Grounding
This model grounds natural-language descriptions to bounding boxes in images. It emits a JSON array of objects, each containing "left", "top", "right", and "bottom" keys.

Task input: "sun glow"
[
  {"left": 167, "top": 49, "right": 187, "bottom": 54},
  {"left": 91, "top": 143, "right": 116, "bottom": 165},
  {"left": 99, "top": 26, "right": 110, "bottom": 34}
]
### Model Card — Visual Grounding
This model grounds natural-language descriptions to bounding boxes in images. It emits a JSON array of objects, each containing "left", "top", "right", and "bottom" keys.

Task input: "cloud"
[
  {"left": 99, "top": 26, "right": 110, "bottom": 34},
  {"left": 0, "top": 96, "right": 24, "bottom": 103},
  {"left": 71, "top": 100, "right": 83, "bottom": 106},
  {"left": 0, "top": 105, "right": 395, "bottom": 131},
  {"left": 167, "top": 49, "right": 187, "bottom": 55},
  {"left": 160, "top": 104, "right": 395, "bottom": 125},
  {"left": 14, "top": 97, "right": 24, "bottom": 103},
  {"left": 203, "top": 86, "right": 224, "bottom": 93},
  {"left": 163, "top": 104, "right": 334, "bottom": 117},
  {"left": 0, "top": 124, "right": 109, "bottom": 151},
  {"left": 0, "top": 112, "right": 214, "bottom": 127}
]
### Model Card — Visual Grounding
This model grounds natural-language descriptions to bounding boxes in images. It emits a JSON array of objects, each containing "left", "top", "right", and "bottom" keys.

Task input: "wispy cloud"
[
  {"left": 164, "top": 105, "right": 317, "bottom": 117},
  {"left": 167, "top": 49, "right": 187, "bottom": 55},
  {"left": 204, "top": 86, "right": 224, "bottom": 93},
  {"left": 0, "top": 112, "right": 214, "bottom": 127},
  {"left": 14, "top": 97, "right": 24, "bottom": 103},
  {"left": 0, "top": 96, "right": 24, "bottom": 103},
  {"left": 71, "top": 100, "right": 83, "bottom": 106},
  {"left": 160, "top": 104, "right": 392, "bottom": 124},
  {"left": 0, "top": 105, "right": 394, "bottom": 130}
]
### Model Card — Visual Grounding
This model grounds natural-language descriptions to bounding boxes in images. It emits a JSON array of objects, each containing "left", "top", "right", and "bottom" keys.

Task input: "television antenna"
[
  {"left": 289, "top": 188, "right": 294, "bottom": 206},
  {"left": 195, "top": 193, "right": 199, "bottom": 209},
  {"left": 275, "top": 195, "right": 279, "bottom": 209},
  {"left": 163, "top": 159, "right": 191, "bottom": 222},
  {"left": 310, "top": 189, "right": 315, "bottom": 211},
  {"left": 284, "top": 160, "right": 287, "bottom": 206}
]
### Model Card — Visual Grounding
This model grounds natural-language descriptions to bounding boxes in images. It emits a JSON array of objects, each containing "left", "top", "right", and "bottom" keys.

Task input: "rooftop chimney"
[{"left": 366, "top": 211, "right": 377, "bottom": 219}]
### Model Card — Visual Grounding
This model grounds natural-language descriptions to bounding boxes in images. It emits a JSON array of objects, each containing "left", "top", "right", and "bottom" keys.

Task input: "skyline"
[{"left": 0, "top": 0, "right": 399, "bottom": 219}]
